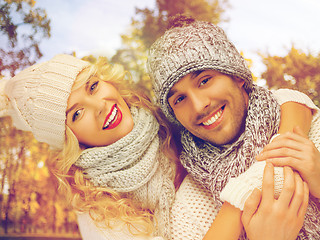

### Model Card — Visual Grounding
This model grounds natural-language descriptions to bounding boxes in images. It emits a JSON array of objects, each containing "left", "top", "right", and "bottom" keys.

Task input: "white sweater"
[
  {"left": 77, "top": 89, "right": 318, "bottom": 240},
  {"left": 77, "top": 175, "right": 215, "bottom": 240}
]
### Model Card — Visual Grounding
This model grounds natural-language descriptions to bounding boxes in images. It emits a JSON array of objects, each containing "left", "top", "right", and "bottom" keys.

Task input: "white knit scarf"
[{"left": 74, "top": 107, "right": 175, "bottom": 238}]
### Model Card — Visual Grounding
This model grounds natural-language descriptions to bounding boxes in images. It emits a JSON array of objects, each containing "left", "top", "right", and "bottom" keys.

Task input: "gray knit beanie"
[
  {"left": 1, "top": 54, "right": 90, "bottom": 150},
  {"left": 147, "top": 15, "right": 253, "bottom": 123}
]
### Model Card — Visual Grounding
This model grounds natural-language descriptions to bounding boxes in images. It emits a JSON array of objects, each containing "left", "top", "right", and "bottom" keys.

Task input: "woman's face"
[{"left": 66, "top": 77, "right": 134, "bottom": 147}]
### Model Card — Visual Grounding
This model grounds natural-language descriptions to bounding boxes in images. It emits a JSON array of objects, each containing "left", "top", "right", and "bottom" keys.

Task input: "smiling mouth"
[
  {"left": 103, "top": 104, "right": 122, "bottom": 130},
  {"left": 201, "top": 105, "right": 225, "bottom": 129}
]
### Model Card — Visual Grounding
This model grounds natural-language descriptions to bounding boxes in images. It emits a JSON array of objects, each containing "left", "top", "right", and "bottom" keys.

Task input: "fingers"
[
  {"left": 257, "top": 147, "right": 302, "bottom": 162},
  {"left": 287, "top": 172, "right": 309, "bottom": 229},
  {"left": 277, "top": 167, "right": 295, "bottom": 207},
  {"left": 289, "top": 172, "right": 305, "bottom": 211},
  {"left": 261, "top": 163, "right": 274, "bottom": 205},
  {"left": 273, "top": 131, "right": 309, "bottom": 144},
  {"left": 256, "top": 132, "right": 314, "bottom": 164},
  {"left": 259, "top": 131, "right": 309, "bottom": 156},
  {"left": 262, "top": 157, "right": 302, "bottom": 175},
  {"left": 242, "top": 188, "right": 261, "bottom": 226},
  {"left": 297, "top": 182, "right": 309, "bottom": 218},
  {"left": 257, "top": 138, "right": 304, "bottom": 161}
]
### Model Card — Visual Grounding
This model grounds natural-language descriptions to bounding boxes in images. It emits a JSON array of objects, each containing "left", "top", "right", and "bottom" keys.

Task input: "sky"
[{"left": 34, "top": 0, "right": 320, "bottom": 77}]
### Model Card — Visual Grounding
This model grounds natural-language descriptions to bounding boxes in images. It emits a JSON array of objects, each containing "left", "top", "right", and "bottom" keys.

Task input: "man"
[{"left": 147, "top": 15, "right": 320, "bottom": 239}]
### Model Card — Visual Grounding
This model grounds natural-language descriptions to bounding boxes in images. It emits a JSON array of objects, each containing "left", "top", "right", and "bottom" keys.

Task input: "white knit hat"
[{"left": 1, "top": 54, "right": 90, "bottom": 150}]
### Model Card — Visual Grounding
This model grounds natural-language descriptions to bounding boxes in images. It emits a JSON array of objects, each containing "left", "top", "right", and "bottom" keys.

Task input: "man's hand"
[
  {"left": 241, "top": 163, "right": 309, "bottom": 240},
  {"left": 257, "top": 126, "right": 320, "bottom": 198}
]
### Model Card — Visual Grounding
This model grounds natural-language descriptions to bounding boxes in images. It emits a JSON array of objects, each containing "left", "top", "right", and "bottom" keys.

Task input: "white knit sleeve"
[
  {"left": 77, "top": 213, "right": 163, "bottom": 240},
  {"left": 170, "top": 174, "right": 219, "bottom": 240},
  {"left": 220, "top": 162, "right": 284, "bottom": 210},
  {"left": 272, "top": 89, "right": 318, "bottom": 113}
]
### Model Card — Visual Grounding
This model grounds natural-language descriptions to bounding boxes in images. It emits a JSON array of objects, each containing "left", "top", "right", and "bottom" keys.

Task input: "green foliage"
[
  {"left": 111, "top": 0, "right": 230, "bottom": 96},
  {"left": 0, "top": 0, "right": 51, "bottom": 77},
  {"left": 261, "top": 46, "right": 320, "bottom": 107}
]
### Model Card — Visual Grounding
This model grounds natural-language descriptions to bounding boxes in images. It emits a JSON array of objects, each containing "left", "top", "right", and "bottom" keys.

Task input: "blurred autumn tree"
[
  {"left": 261, "top": 46, "right": 320, "bottom": 107},
  {"left": 111, "top": 0, "right": 230, "bottom": 94},
  {"left": 0, "top": 0, "right": 79, "bottom": 236},
  {"left": 0, "top": 0, "right": 51, "bottom": 77},
  {"left": 0, "top": 116, "right": 79, "bottom": 235}
]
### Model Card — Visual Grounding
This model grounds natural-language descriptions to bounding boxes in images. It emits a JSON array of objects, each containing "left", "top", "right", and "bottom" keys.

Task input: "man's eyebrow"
[
  {"left": 190, "top": 70, "right": 204, "bottom": 79},
  {"left": 167, "top": 70, "right": 205, "bottom": 99},
  {"left": 168, "top": 88, "right": 176, "bottom": 99}
]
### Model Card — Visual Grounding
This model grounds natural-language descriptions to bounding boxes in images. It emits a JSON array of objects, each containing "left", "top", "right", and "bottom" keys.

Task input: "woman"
[{"left": 1, "top": 54, "right": 309, "bottom": 239}]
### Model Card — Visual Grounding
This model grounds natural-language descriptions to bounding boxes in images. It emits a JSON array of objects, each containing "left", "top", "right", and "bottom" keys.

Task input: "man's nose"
[{"left": 189, "top": 92, "right": 210, "bottom": 114}]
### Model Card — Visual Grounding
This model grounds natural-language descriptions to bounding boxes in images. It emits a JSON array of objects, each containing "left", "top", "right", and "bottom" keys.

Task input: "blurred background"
[{"left": 1, "top": 0, "right": 319, "bottom": 239}]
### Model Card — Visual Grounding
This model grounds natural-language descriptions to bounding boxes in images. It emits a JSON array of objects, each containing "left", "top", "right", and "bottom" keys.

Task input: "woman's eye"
[
  {"left": 72, "top": 109, "right": 82, "bottom": 122},
  {"left": 90, "top": 81, "right": 99, "bottom": 93}
]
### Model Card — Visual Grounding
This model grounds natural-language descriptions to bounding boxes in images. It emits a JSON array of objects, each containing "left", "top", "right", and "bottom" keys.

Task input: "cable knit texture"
[
  {"left": 2, "top": 54, "right": 90, "bottom": 149},
  {"left": 221, "top": 90, "right": 320, "bottom": 239},
  {"left": 147, "top": 17, "right": 253, "bottom": 125},
  {"left": 75, "top": 107, "right": 176, "bottom": 239}
]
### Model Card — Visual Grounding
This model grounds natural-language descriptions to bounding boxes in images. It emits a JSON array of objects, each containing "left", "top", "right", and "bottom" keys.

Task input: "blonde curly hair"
[{"left": 48, "top": 57, "right": 179, "bottom": 236}]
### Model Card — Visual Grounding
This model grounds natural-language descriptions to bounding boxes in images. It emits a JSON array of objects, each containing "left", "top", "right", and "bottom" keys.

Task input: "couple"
[{"left": 1, "top": 15, "right": 320, "bottom": 239}]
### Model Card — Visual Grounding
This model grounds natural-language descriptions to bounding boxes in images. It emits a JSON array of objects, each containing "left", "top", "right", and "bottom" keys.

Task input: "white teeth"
[
  {"left": 202, "top": 109, "right": 222, "bottom": 126},
  {"left": 104, "top": 106, "right": 117, "bottom": 129}
]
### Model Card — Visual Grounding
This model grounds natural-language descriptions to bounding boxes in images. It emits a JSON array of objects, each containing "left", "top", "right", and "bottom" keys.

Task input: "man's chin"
[
  {"left": 208, "top": 138, "right": 234, "bottom": 146},
  {"left": 200, "top": 130, "right": 242, "bottom": 146}
]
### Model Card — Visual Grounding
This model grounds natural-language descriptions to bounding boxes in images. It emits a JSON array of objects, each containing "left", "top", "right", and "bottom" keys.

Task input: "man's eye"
[
  {"left": 174, "top": 96, "right": 185, "bottom": 105},
  {"left": 90, "top": 81, "right": 99, "bottom": 93},
  {"left": 72, "top": 109, "right": 82, "bottom": 122},
  {"left": 199, "top": 77, "right": 210, "bottom": 86}
]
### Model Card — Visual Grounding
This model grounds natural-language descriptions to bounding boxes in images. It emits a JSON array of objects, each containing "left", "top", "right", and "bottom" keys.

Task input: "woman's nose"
[{"left": 85, "top": 96, "right": 105, "bottom": 117}]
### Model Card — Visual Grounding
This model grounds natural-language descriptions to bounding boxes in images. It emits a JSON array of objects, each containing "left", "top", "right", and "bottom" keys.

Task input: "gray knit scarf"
[
  {"left": 181, "top": 85, "right": 276, "bottom": 240},
  {"left": 180, "top": 85, "right": 320, "bottom": 239},
  {"left": 74, "top": 107, "right": 175, "bottom": 239},
  {"left": 180, "top": 85, "right": 280, "bottom": 207}
]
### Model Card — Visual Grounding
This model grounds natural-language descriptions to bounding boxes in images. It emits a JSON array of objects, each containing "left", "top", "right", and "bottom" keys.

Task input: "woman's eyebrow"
[
  {"left": 66, "top": 103, "right": 78, "bottom": 116},
  {"left": 84, "top": 79, "right": 91, "bottom": 91}
]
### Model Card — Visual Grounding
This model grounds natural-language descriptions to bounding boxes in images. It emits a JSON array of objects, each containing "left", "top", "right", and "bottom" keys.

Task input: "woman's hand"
[{"left": 241, "top": 163, "right": 309, "bottom": 240}]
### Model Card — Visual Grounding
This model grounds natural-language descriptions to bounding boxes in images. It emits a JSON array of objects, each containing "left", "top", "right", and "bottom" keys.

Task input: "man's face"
[{"left": 168, "top": 70, "right": 249, "bottom": 146}]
